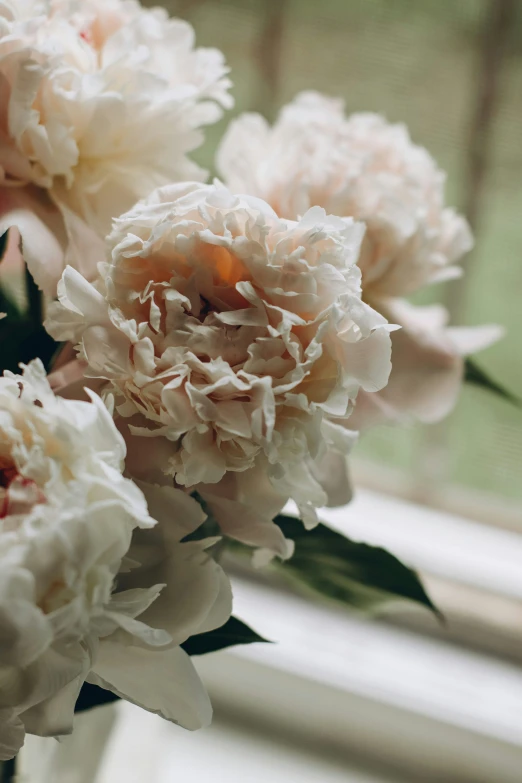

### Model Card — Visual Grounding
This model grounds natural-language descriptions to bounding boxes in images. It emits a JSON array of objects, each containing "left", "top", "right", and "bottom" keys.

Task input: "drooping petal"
[{"left": 90, "top": 643, "right": 212, "bottom": 730}]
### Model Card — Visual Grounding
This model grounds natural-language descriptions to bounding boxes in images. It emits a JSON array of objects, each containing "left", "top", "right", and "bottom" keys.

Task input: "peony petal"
[
  {"left": 199, "top": 490, "right": 293, "bottom": 560},
  {"left": 337, "top": 325, "right": 394, "bottom": 393},
  {"left": 446, "top": 324, "right": 504, "bottom": 356},
  {"left": 90, "top": 643, "right": 212, "bottom": 730},
  {"left": 0, "top": 185, "right": 67, "bottom": 297},
  {"left": 310, "top": 450, "right": 353, "bottom": 507},
  {"left": 0, "top": 709, "right": 25, "bottom": 761},
  {"left": 350, "top": 299, "right": 465, "bottom": 427}
]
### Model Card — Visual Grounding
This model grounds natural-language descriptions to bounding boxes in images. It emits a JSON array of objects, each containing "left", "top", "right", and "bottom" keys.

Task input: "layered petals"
[
  {"left": 0, "top": 360, "right": 229, "bottom": 757},
  {"left": 46, "top": 182, "right": 395, "bottom": 547},
  {"left": 217, "top": 92, "right": 501, "bottom": 429},
  {"left": 0, "top": 0, "right": 232, "bottom": 293},
  {"left": 217, "top": 92, "right": 472, "bottom": 298}
]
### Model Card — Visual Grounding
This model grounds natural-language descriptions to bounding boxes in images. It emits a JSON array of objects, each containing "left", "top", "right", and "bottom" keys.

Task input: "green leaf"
[
  {"left": 182, "top": 616, "right": 271, "bottom": 656},
  {"left": 464, "top": 358, "right": 520, "bottom": 408},
  {"left": 273, "top": 514, "right": 442, "bottom": 620},
  {"left": 0, "top": 285, "right": 22, "bottom": 321},
  {"left": 0, "top": 230, "right": 8, "bottom": 263},
  {"left": 75, "top": 683, "right": 120, "bottom": 714},
  {"left": 0, "top": 318, "right": 58, "bottom": 374}
]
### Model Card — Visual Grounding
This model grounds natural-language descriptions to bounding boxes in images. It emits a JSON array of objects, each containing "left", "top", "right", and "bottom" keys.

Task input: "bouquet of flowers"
[{"left": 0, "top": 0, "right": 508, "bottom": 769}]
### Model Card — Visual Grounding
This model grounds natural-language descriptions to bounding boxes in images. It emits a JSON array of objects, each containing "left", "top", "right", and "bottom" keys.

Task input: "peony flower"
[
  {"left": 0, "top": 0, "right": 232, "bottom": 295},
  {"left": 46, "top": 181, "right": 394, "bottom": 546},
  {"left": 217, "top": 91, "right": 501, "bottom": 425},
  {"left": 0, "top": 359, "right": 231, "bottom": 759}
]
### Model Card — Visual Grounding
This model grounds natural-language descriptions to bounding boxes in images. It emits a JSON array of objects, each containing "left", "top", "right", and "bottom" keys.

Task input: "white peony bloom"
[
  {"left": 217, "top": 91, "right": 472, "bottom": 298},
  {"left": 86, "top": 480, "right": 232, "bottom": 733},
  {"left": 0, "top": 359, "right": 231, "bottom": 759},
  {"left": 46, "top": 181, "right": 394, "bottom": 544},
  {"left": 217, "top": 91, "right": 501, "bottom": 426},
  {"left": 0, "top": 0, "right": 232, "bottom": 295}
]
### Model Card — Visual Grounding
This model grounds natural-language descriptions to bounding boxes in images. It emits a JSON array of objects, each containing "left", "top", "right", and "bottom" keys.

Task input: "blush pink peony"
[
  {"left": 217, "top": 91, "right": 501, "bottom": 426},
  {"left": 46, "top": 181, "right": 395, "bottom": 549}
]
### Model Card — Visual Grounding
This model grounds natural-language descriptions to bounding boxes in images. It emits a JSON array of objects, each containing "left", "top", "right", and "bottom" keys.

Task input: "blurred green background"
[{"left": 160, "top": 0, "right": 522, "bottom": 513}]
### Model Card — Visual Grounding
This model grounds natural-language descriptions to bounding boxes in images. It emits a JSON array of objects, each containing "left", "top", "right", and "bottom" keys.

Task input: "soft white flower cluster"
[
  {"left": 0, "top": 0, "right": 502, "bottom": 762},
  {"left": 217, "top": 91, "right": 501, "bottom": 426},
  {"left": 0, "top": 0, "right": 232, "bottom": 294},
  {"left": 0, "top": 360, "right": 231, "bottom": 760}
]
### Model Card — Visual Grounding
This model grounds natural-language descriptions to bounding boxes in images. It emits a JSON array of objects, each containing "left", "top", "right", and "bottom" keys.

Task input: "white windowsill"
[{"left": 20, "top": 491, "right": 522, "bottom": 783}]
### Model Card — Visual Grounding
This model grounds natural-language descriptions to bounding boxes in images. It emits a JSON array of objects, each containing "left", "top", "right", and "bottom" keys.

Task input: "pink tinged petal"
[
  {"left": 351, "top": 297, "right": 493, "bottom": 426},
  {"left": 199, "top": 491, "right": 293, "bottom": 560},
  {"left": 446, "top": 324, "right": 504, "bottom": 356},
  {"left": 161, "top": 383, "right": 200, "bottom": 433},
  {"left": 352, "top": 318, "right": 462, "bottom": 428},
  {"left": 270, "top": 461, "right": 327, "bottom": 528},
  {"left": 215, "top": 306, "right": 268, "bottom": 327},
  {"left": 48, "top": 360, "right": 105, "bottom": 401},
  {"left": 90, "top": 643, "right": 213, "bottom": 730},
  {"left": 345, "top": 388, "right": 400, "bottom": 430},
  {"left": 137, "top": 484, "right": 206, "bottom": 540},
  {"left": 82, "top": 325, "right": 130, "bottom": 377},
  {"left": 57, "top": 266, "right": 108, "bottom": 323},
  {"left": 132, "top": 338, "right": 156, "bottom": 376},
  {"left": 337, "top": 326, "right": 393, "bottom": 393},
  {"left": 311, "top": 450, "right": 353, "bottom": 508},
  {"left": 54, "top": 198, "right": 105, "bottom": 282},
  {"left": 121, "top": 425, "right": 177, "bottom": 484},
  {"left": 175, "top": 429, "right": 227, "bottom": 486},
  {"left": 0, "top": 185, "right": 66, "bottom": 296},
  {"left": 383, "top": 361, "right": 462, "bottom": 426},
  {"left": 321, "top": 418, "right": 359, "bottom": 454},
  {"left": 216, "top": 402, "right": 253, "bottom": 438},
  {"left": 427, "top": 264, "right": 463, "bottom": 286},
  {"left": 216, "top": 113, "right": 270, "bottom": 195}
]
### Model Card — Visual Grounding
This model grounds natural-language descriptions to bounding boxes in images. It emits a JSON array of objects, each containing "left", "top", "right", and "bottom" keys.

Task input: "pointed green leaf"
[
  {"left": 182, "top": 616, "right": 270, "bottom": 656},
  {"left": 0, "top": 286, "right": 21, "bottom": 321},
  {"left": 464, "top": 358, "right": 520, "bottom": 408},
  {"left": 0, "top": 231, "right": 8, "bottom": 263},
  {"left": 0, "top": 318, "right": 58, "bottom": 374},
  {"left": 75, "top": 683, "right": 119, "bottom": 713},
  {"left": 273, "top": 514, "right": 441, "bottom": 620}
]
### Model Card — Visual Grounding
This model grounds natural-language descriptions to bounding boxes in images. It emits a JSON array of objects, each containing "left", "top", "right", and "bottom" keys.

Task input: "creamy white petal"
[
  {"left": 47, "top": 181, "right": 394, "bottom": 547},
  {"left": 90, "top": 643, "right": 212, "bottom": 730}
]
